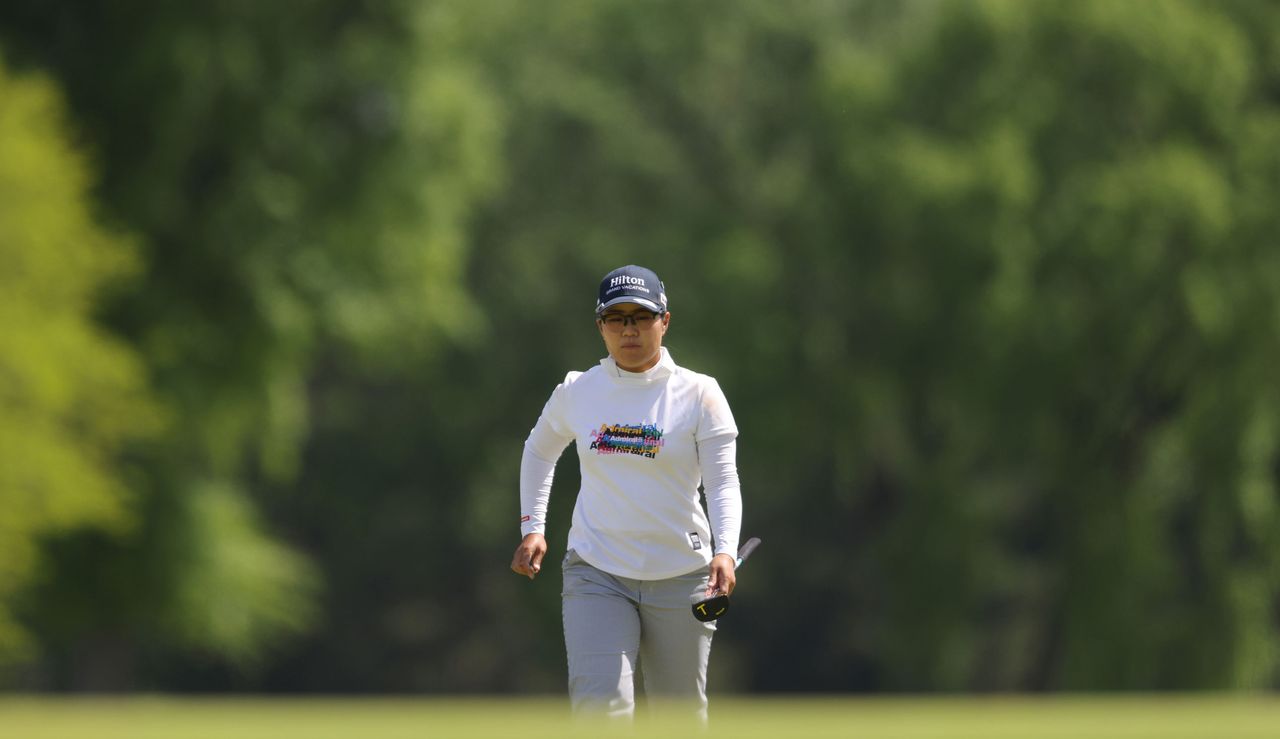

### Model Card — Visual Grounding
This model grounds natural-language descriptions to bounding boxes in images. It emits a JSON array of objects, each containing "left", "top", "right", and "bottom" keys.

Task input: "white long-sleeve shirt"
[{"left": 520, "top": 348, "right": 742, "bottom": 580}]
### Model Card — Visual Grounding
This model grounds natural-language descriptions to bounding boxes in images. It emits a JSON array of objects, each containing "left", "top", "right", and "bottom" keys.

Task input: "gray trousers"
[{"left": 561, "top": 550, "right": 716, "bottom": 723}]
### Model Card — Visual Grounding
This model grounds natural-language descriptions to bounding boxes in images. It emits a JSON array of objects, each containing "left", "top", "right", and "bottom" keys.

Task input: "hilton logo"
[{"left": 610, "top": 275, "right": 646, "bottom": 288}]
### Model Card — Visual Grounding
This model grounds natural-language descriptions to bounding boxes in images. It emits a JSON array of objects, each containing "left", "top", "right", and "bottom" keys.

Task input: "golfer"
[{"left": 510, "top": 265, "right": 742, "bottom": 723}]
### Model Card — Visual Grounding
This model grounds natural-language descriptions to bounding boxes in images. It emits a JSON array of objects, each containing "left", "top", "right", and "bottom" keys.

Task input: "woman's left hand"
[{"left": 706, "top": 553, "right": 736, "bottom": 597}]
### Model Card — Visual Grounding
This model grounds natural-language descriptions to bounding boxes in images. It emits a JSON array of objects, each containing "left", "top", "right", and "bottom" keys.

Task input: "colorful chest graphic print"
[{"left": 589, "top": 423, "right": 665, "bottom": 459}]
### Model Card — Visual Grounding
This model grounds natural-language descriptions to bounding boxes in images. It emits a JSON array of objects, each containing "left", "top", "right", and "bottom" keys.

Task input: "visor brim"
[{"left": 596, "top": 296, "right": 665, "bottom": 314}]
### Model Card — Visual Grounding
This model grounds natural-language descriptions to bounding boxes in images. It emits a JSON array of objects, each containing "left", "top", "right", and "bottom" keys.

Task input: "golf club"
[{"left": 691, "top": 536, "right": 760, "bottom": 622}]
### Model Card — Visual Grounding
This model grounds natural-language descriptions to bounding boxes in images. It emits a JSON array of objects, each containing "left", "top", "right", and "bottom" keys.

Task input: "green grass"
[{"left": 1, "top": 695, "right": 1277, "bottom": 738}]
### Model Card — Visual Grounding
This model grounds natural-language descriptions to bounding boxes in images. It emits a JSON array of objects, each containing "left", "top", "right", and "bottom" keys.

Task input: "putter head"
[{"left": 692, "top": 592, "right": 730, "bottom": 622}]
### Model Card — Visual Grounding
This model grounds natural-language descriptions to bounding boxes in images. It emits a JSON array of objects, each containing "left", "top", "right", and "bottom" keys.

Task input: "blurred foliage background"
[{"left": 1, "top": 0, "right": 1279, "bottom": 694}]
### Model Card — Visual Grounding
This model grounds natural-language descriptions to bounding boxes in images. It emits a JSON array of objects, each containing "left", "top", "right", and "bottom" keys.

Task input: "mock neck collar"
[{"left": 600, "top": 347, "right": 676, "bottom": 384}]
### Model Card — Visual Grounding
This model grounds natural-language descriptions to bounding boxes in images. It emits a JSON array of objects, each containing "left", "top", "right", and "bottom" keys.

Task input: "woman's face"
[{"left": 596, "top": 303, "right": 670, "bottom": 372}]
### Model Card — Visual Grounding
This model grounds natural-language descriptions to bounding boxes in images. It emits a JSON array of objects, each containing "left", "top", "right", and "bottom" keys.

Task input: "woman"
[{"left": 510, "top": 264, "right": 743, "bottom": 722}]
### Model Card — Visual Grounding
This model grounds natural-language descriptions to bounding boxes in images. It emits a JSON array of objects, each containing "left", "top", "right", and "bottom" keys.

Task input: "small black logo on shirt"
[{"left": 688, "top": 532, "right": 703, "bottom": 550}]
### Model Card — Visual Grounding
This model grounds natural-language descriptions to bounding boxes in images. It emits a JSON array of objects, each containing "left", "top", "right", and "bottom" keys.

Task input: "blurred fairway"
[{"left": 1, "top": 695, "right": 1278, "bottom": 738}]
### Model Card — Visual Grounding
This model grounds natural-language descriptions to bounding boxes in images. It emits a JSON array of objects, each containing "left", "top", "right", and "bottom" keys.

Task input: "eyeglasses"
[{"left": 598, "top": 311, "right": 663, "bottom": 332}]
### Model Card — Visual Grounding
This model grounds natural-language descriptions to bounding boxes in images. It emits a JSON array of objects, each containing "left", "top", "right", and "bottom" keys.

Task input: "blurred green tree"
[
  {"left": 0, "top": 58, "right": 158, "bottom": 663},
  {"left": 0, "top": 0, "right": 499, "bottom": 687},
  {"left": 4, "top": 0, "right": 1280, "bottom": 694},
  {"left": 807, "top": 0, "right": 1280, "bottom": 690},
  {"left": 339, "top": 0, "right": 1280, "bottom": 692}
]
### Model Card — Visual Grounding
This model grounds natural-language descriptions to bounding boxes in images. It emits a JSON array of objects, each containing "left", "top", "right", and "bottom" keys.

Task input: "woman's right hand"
[{"left": 510, "top": 533, "right": 547, "bottom": 580}]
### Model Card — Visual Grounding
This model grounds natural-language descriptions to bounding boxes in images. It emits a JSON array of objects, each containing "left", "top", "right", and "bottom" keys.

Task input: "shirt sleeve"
[
  {"left": 698, "top": 432, "right": 742, "bottom": 558},
  {"left": 519, "top": 376, "right": 577, "bottom": 537},
  {"left": 695, "top": 377, "right": 738, "bottom": 441}
]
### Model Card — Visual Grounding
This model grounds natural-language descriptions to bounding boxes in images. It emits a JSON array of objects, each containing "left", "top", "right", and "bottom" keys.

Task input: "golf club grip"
[{"left": 734, "top": 537, "right": 761, "bottom": 568}]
